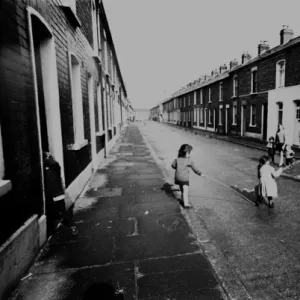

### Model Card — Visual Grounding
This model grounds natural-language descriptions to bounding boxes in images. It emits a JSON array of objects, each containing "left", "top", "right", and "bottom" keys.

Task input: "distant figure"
[
  {"left": 275, "top": 124, "right": 286, "bottom": 166},
  {"left": 82, "top": 282, "right": 124, "bottom": 300},
  {"left": 259, "top": 155, "right": 283, "bottom": 209},
  {"left": 266, "top": 136, "right": 275, "bottom": 164},
  {"left": 285, "top": 144, "right": 295, "bottom": 167},
  {"left": 44, "top": 152, "right": 78, "bottom": 236},
  {"left": 171, "top": 144, "right": 202, "bottom": 208}
]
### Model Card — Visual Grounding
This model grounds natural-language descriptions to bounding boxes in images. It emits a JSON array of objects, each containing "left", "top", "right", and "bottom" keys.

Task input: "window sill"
[
  {"left": 276, "top": 85, "right": 285, "bottom": 89},
  {"left": 0, "top": 180, "right": 12, "bottom": 198},
  {"left": 219, "top": 99, "right": 223, "bottom": 102},
  {"left": 59, "top": 4, "right": 81, "bottom": 28},
  {"left": 250, "top": 92, "right": 258, "bottom": 95},
  {"left": 232, "top": 123, "right": 237, "bottom": 126},
  {"left": 96, "top": 131, "right": 105, "bottom": 136},
  {"left": 68, "top": 139, "right": 89, "bottom": 151},
  {"left": 231, "top": 96, "right": 237, "bottom": 99},
  {"left": 249, "top": 124, "right": 257, "bottom": 128}
]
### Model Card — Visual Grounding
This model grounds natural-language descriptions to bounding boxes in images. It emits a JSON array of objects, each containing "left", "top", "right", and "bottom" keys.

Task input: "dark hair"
[
  {"left": 178, "top": 144, "right": 193, "bottom": 158},
  {"left": 257, "top": 155, "right": 268, "bottom": 178},
  {"left": 269, "top": 136, "right": 274, "bottom": 142}
]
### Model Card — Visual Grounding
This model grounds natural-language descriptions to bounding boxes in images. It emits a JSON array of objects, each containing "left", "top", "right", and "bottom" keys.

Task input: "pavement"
[
  {"left": 8, "top": 125, "right": 236, "bottom": 300},
  {"left": 162, "top": 122, "right": 300, "bottom": 182}
]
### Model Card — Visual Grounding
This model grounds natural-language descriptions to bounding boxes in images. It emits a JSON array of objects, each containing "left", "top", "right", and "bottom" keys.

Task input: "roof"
[{"left": 230, "top": 35, "right": 300, "bottom": 72}]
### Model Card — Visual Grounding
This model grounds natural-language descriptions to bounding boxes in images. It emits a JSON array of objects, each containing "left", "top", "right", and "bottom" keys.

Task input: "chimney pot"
[
  {"left": 241, "top": 52, "right": 252, "bottom": 64},
  {"left": 219, "top": 64, "right": 228, "bottom": 74},
  {"left": 258, "top": 40, "right": 270, "bottom": 55},
  {"left": 280, "top": 25, "right": 294, "bottom": 44},
  {"left": 230, "top": 59, "right": 239, "bottom": 69}
]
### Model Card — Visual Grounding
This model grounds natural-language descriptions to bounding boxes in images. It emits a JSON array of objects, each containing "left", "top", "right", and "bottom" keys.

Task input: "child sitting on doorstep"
[
  {"left": 44, "top": 152, "right": 78, "bottom": 236},
  {"left": 285, "top": 144, "right": 295, "bottom": 167},
  {"left": 171, "top": 144, "right": 202, "bottom": 208},
  {"left": 266, "top": 136, "right": 275, "bottom": 164}
]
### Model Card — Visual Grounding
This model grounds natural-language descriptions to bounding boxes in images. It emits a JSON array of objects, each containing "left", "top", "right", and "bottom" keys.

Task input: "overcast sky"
[{"left": 102, "top": 0, "right": 300, "bottom": 109}]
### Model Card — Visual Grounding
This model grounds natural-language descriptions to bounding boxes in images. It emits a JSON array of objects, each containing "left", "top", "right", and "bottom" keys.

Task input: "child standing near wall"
[
  {"left": 266, "top": 136, "right": 276, "bottom": 165},
  {"left": 44, "top": 152, "right": 79, "bottom": 236},
  {"left": 171, "top": 144, "right": 202, "bottom": 208},
  {"left": 285, "top": 144, "right": 295, "bottom": 168}
]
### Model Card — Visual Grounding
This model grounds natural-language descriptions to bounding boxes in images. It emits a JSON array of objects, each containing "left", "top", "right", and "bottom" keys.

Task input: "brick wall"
[
  {"left": 0, "top": 0, "right": 104, "bottom": 242},
  {"left": 0, "top": 0, "right": 43, "bottom": 243}
]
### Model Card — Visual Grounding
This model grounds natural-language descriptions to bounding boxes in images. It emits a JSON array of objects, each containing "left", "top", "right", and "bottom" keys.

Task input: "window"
[
  {"left": 219, "top": 82, "right": 223, "bottom": 101},
  {"left": 208, "top": 87, "right": 212, "bottom": 103},
  {"left": 200, "top": 89, "right": 203, "bottom": 104},
  {"left": 276, "top": 60, "right": 285, "bottom": 88},
  {"left": 188, "top": 111, "right": 191, "bottom": 121},
  {"left": 194, "top": 91, "right": 196, "bottom": 105},
  {"left": 251, "top": 67, "right": 258, "bottom": 93},
  {"left": 219, "top": 106, "right": 223, "bottom": 125},
  {"left": 297, "top": 103, "right": 300, "bottom": 121},
  {"left": 184, "top": 97, "right": 186, "bottom": 107},
  {"left": 188, "top": 95, "right": 191, "bottom": 106},
  {"left": 200, "top": 108, "right": 204, "bottom": 123},
  {"left": 208, "top": 109, "right": 212, "bottom": 124},
  {"left": 70, "top": 54, "right": 86, "bottom": 147},
  {"left": 233, "top": 76, "right": 238, "bottom": 97},
  {"left": 232, "top": 104, "right": 237, "bottom": 125},
  {"left": 250, "top": 104, "right": 256, "bottom": 126},
  {"left": 194, "top": 110, "right": 196, "bottom": 123}
]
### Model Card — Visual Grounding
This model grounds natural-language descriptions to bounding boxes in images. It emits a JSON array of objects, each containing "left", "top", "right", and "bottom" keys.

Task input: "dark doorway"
[{"left": 263, "top": 104, "right": 268, "bottom": 140}]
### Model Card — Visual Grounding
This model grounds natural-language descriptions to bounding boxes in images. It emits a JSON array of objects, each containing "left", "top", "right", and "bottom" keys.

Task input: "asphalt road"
[{"left": 139, "top": 121, "right": 300, "bottom": 300}]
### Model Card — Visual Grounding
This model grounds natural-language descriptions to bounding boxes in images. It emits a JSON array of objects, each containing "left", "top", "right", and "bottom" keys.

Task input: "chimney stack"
[
  {"left": 241, "top": 52, "right": 252, "bottom": 64},
  {"left": 230, "top": 59, "right": 239, "bottom": 69},
  {"left": 219, "top": 64, "right": 228, "bottom": 74},
  {"left": 280, "top": 25, "right": 294, "bottom": 44},
  {"left": 211, "top": 68, "right": 219, "bottom": 77},
  {"left": 258, "top": 41, "right": 270, "bottom": 55}
]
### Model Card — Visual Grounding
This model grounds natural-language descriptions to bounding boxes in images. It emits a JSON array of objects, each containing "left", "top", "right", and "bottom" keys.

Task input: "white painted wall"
[{"left": 268, "top": 85, "right": 300, "bottom": 146}]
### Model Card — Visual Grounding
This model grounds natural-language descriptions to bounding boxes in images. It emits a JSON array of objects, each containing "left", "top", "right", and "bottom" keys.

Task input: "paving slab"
[
  {"left": 31, "top": 238, "right": 114, "bottom": 274},
  {"left": 11, "top": 264, "right": 135, "bottom": 300},
  {"left": 8, "top": 125, "right": 227, "bottom": 300}
]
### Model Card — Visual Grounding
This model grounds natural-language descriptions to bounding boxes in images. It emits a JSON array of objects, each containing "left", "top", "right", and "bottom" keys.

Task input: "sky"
[{"left": 102, "top": 0, "right": 300, "bottom": 109}]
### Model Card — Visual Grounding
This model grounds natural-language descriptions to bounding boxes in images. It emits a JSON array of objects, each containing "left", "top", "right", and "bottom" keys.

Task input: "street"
[{"left": 139, "top": 121, "right": 300, "bottom": 300}]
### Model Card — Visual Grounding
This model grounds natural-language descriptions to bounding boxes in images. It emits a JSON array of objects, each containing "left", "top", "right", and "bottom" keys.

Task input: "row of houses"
[
  {"left": 0, "top": 0, "right": 133, "bottom": 297},
  {"left": 150, "top": 25, "right": 300, "bottom": 147}
]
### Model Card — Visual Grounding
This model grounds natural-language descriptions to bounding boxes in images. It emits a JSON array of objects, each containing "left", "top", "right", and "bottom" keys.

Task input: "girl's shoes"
[
  {"left": 268, "top": 200, "right": 275, "bottom": 209},
  {"left": 184, "top": 204, "right": 192, "bottom": 209}
]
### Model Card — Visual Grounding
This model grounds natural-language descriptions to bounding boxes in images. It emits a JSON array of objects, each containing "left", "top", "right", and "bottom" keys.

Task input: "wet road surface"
[{"left": 139, "top": 121, "right": 300, "bottom": 300}]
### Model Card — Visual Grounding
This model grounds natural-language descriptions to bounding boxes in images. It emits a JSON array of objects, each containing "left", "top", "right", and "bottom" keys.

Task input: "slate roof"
[{"left": 158, "top": 34, "right": 300, "bottom": 107}]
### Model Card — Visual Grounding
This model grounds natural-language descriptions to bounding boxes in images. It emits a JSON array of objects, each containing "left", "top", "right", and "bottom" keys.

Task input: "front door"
[{"left": 262, "top": 104, "right": 268, "bottom": 140}]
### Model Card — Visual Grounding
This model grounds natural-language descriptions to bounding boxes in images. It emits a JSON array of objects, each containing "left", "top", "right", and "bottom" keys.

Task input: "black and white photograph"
[{"left": 1, "top": 0, "right": 300, "bottom": 299}]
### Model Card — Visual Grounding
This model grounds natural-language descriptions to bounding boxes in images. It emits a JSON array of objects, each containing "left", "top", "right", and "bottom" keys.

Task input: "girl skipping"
[{"left": 171, "top": 144, "right": 202, "bottom": 208}]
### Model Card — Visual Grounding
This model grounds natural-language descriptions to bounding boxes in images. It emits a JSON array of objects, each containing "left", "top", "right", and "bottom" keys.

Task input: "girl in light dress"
[{"left": 257, "top": 155, "right": 283, "bottom": 208}]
